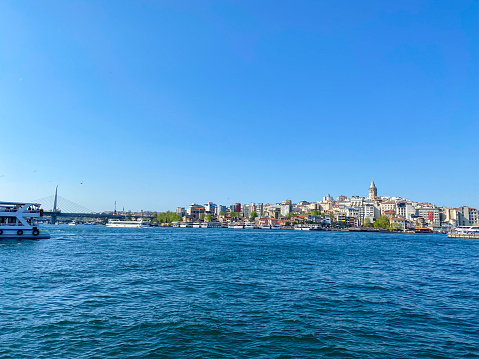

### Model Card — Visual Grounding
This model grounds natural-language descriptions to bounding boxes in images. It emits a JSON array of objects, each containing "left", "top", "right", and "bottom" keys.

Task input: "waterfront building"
[
  {"left": 336, "top": 213, "right": 347, "bottom": 225},
  {"left": 230, "top": 203, "right": 241, "bottom": 213},
  {"left": 256, "top": 203, "right": 264, "bottom": 217},
  {"left": 346, "top": 207, "right": 360, "bottom": 221},
  {"left": 176, "top": 207, "right": 186, "bottom": 217},
  {"left": 461, "top": 206, "right": 479, "bottom": 225},
  {"left": 412, "top": 215, "right": 427, "bottom": 228},
  {"left": 383, "top": 210, "right": 396, "bottom": 218},
  {"left": 280, "top": 203, "right": 292, "bottom": 217},
  {"left": 187, "top": 203, "right": 205, "bottom": 220},
  {"left": 204, "top": 202, "right": 216, "bottom": 214},
  {"left": 242, "top": 204, "right": 250, "bottom": 219},
  {"left": 216, "top": 205, "right": 227, "bottom": 216},
  {"left": 270, "top": 206, "right": 281, "bottom": 219},
  {"left": 369, "top": 179, "right": 377, "bottom": 200},
  {"left": 416, "top": 207, "right": 441, "bottom": 226},
  {"left": 440, "top": 207, "right": 454, "bottom": 224},
  {"left": 390, "top": 217, "right": 406, "bottom": 230},
  {"left": 364, "top": 203, "right": 378, "bottom": 222},
  {"left": 396, "top": 202, "right": 416, "bottom": 221},
  {"left": 380, "top": 201, "right": 396, "bottom": 214}
]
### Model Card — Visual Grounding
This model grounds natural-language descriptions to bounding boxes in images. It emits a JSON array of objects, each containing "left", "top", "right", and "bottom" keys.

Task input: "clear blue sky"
[{"left": 1, "top": 0, "right": 478, "bottom": 212}]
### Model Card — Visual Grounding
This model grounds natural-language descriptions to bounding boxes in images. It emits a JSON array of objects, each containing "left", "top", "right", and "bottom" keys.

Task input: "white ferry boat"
[
  {"left": 106, "top": 219, "right": 150, "bottom": 228},
  {"left": 198, "top": 222, "right": 223, "bottom": 228},
  {"left": 206, "top": 222, "right": 223, "bottom": 228},
  {"left": 453, "top": 226, "right": 479, "bottom": 234},
  {"left": 0, "top": 202, "right": 50, "bottom": 239},
  {"left": 244, "top": 222, "right": 254, "bottom": 229},
  {"left": 294, "top": 225, "right": 311, "bottom": 231},
  {"left": 447, "top": 226, "right": 479, "bottom": 238}
]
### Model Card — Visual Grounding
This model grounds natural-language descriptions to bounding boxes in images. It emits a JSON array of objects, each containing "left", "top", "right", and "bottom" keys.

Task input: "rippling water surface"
[{"left": 1, "top": 226, "right": 478, "bottom": 358}]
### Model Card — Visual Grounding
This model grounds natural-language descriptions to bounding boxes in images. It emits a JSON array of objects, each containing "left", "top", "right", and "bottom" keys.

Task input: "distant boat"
[
  {"left": 294, "top": 225, "right": 311, "bottom": 231},
  {"left": 204, "top": 222, "right": 222, "bottom": 228},
  {"left": 244, "top": 222, "right": 254, "bottom": 229},
  {"left": 106, "top": 219, "right": 150, "bottom": 228}
]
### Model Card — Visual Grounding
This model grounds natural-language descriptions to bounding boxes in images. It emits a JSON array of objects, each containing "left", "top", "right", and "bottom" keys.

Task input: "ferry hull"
[
  {"left": 0, "top": 235, "right": 50, "bottom": 240},
  {"left": 0, "top": 229, "right": 50, "bottom": 240}
]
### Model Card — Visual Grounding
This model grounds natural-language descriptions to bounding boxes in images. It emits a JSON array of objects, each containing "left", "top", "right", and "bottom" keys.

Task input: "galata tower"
[{"left": 369, "top": 179, "right": 377, "bottom": 200}]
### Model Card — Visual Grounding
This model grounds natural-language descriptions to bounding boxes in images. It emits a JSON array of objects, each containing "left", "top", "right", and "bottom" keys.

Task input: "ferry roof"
[{"left": 0, "top": 201, "right": 40, "bottom": 206}]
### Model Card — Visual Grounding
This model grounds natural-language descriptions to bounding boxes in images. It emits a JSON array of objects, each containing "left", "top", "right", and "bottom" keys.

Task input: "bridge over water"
[{"left": 35, "top": 186, "right": 126, "bottom": 223}]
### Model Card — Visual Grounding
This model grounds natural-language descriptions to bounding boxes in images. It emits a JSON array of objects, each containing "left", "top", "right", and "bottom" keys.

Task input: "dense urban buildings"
[{"left": 175, "top": 181, "right": 478, "bottom": 230}]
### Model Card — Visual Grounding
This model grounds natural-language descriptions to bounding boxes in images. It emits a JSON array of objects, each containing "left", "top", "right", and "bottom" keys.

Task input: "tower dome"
[{"left": 369, "top": 179, "right": 377, "bottom": 200}]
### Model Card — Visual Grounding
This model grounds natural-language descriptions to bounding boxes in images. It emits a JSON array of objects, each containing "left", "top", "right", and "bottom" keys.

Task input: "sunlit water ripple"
[{"left": 1, "top": 226, "right": 478, "bottom": 358}]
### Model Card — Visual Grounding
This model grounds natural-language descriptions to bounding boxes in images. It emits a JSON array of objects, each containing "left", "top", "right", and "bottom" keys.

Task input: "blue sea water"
[{"left": 1, "top": 227, "right": 478, "bottom": 358}]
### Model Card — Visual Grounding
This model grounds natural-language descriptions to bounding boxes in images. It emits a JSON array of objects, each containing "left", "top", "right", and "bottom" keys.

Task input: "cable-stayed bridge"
[{"left": 35, "top": 186, "right": 125, "bottom": 223}]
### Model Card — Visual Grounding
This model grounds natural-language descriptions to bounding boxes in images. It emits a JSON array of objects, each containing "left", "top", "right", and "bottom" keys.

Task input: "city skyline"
[
  {"left": 1, "top": 1, "right": 477, "bottom": 211},
  {"left": 29, "top": 179, "right": 478, "bottom": 215},
  {"left": 43, "top": 179, "right": 476, "bottom": 230}
]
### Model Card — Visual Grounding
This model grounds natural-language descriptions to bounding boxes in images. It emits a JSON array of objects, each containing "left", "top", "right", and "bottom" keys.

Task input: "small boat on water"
[
  {"left": 106, "top": 219, "right": 150, "bottom": 228},
  {"left": 0, "top": 202, "right": 50, "bottom": 239}
]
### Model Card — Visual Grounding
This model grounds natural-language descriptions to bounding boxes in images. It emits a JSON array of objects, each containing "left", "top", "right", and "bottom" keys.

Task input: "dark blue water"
[{"left": 1, "top": 227, "right": 478, "bottom": 358}]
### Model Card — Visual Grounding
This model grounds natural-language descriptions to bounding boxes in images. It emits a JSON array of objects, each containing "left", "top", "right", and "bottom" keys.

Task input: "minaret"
[{"left": 369, "top": 179, "right": 377, "bottom": 200}]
